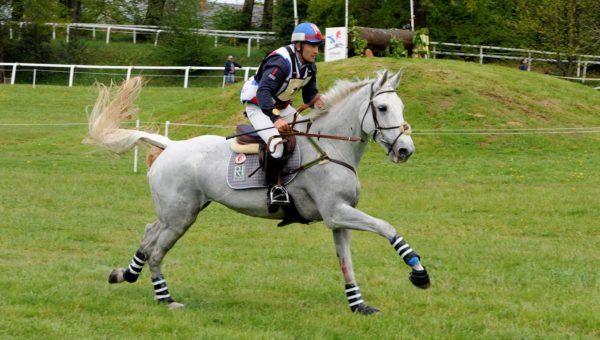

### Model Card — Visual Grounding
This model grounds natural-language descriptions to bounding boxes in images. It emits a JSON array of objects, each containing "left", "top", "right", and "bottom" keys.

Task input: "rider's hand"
[
  {"left": 314, "top": 97, "right": 325, "bottom": 109},
  {"left": 274, "top": 118, "right": 290, "bottom": 133}
]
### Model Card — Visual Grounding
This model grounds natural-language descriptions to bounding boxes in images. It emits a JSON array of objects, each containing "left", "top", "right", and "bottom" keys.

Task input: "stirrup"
[{"left": 268, "top": 185, "right": 290, "bottom": 206}]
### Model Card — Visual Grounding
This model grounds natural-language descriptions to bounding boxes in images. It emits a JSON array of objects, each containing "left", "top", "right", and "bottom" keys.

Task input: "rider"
[{"left": 240, "top": 22, "right": 325, "bottom": 210}]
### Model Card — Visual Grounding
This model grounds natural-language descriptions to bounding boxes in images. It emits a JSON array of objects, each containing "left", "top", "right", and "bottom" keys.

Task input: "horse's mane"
[{"left": 309, "top": 78, "right": 371, "bottom": 121}]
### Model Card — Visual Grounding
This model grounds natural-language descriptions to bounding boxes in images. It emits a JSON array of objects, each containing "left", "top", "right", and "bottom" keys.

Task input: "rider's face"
[{"left": 297, "top": 43, "right": 319, "bottom": 63}]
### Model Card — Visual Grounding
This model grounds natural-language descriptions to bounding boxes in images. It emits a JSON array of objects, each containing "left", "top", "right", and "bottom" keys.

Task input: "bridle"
[{"left": 360, "top": 82, "right": 412, "bottom": 155}]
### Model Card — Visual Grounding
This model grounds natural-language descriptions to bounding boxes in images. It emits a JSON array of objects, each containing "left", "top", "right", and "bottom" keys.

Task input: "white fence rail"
[
  {"left": 1, "top": 21, "right": 277, "bottom": 57},
  {"left": 0, "top": 62, "right": 258, "bottom": 88},
  {"left": 430, "top": 41, "right": 600, "bottom": 83}
]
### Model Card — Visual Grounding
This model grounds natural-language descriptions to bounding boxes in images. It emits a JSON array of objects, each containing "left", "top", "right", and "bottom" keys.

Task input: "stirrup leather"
[{"left": 269, "top": 185, "right": 290, "bottom": 206}]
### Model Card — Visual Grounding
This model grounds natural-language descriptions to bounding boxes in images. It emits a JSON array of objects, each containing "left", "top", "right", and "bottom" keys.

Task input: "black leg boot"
[{"left": 265, "top": 154, "right": 290, "bottom": 213}]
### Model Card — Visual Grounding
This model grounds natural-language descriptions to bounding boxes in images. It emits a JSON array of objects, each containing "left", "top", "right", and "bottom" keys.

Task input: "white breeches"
[{"left": 245, "top": 104, "right": 296, "bottom": 159}]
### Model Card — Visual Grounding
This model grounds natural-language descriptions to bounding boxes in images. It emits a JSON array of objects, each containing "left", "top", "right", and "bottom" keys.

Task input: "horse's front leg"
[
  {"left": 333, "top": 228, "right": 380, "bottom": 315},
  {"left": 327, "top": 204, "right": 431, "bottom": 295}
]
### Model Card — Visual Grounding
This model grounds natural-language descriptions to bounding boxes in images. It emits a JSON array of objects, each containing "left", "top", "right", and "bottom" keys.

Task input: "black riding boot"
[{"left": 265, "top": 154, "right": 290, "bottom": 212}]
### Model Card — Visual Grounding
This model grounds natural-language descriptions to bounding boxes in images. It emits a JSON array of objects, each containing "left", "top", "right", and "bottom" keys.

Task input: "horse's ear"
[
  {"left": 375, "top": 69, "right": 389, "bottom": 90},
  {"left": 388, "top": 69, "right": 404, "bottom": 89}
]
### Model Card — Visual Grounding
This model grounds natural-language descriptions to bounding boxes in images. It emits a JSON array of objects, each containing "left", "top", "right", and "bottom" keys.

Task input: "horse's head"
[{"left": 360, "top": 70, "right": 415, "bottom": 163}]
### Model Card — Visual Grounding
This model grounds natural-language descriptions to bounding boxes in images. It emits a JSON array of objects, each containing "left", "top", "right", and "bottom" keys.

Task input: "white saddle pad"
[{"left": 226, "top": 146, "right": 301, "bottom": 190}]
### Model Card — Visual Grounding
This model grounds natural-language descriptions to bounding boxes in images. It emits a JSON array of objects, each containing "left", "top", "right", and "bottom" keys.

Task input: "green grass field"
[{"left": 1, "top": 58, "right": 599, "bottom": 338}]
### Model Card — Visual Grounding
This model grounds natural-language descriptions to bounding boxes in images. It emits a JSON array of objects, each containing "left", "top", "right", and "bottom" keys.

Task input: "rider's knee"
[{"left": 269, "top": 142, "right": 284, "bottom": 158}]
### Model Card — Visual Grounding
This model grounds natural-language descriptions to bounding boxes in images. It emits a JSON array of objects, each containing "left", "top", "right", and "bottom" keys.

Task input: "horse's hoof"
[
  {"left": 167, "top": 301, "right": 185, "bottom": 309},
  {"left": 353, "top": 303, "right": 380, "bottom": 315},
  {"left": 108, "top": 268, "right": 125, "bottom": 284},
  {"left": 409, "top": 267, "right": 431, "bottom": 289}
]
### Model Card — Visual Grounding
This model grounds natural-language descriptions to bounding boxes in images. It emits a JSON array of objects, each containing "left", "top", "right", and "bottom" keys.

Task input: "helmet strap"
[{"left": 295, "top": 42, "right": 305, "bottom": 64}]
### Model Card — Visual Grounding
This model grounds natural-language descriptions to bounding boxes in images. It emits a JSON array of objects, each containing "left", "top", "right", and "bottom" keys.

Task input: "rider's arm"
[{"left": 256, "top": 57, "right": 289, "bottom": 122}]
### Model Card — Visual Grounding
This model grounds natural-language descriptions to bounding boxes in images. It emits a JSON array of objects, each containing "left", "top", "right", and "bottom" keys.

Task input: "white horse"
[{"left": 84, "top": 70, "right": 430, "bottom": 315}]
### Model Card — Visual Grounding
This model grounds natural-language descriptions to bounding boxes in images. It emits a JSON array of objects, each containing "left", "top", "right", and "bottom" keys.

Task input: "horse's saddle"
[{"left": 226, "top": 124, "right": 301, "bottom": 190}]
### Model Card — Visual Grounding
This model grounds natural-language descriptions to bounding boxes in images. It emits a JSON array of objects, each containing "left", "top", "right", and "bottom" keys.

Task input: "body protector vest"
[{"left": 240, "top": 44, "right": 313, "bottom": 106}]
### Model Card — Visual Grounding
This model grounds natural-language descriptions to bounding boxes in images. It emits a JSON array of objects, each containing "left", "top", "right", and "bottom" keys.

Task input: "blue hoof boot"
[
  {"left": 409, "top": 266, "right": 431, "bottom": 289},
  {"left": 352, "top": 303, "right": 380, "bottom": 315}
]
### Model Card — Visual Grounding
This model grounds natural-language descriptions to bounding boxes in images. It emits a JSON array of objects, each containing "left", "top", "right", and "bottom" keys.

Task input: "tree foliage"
[
  {"left": 0, "top": 0, "right": 598, "bottom": 73},
  {"left": 272, "top": 0, "right": 309, "bottom": 43}
]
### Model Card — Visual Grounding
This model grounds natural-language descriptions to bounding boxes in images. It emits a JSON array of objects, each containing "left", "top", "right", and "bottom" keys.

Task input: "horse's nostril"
[{"left": 398, "top": 148, "right": 410, "bottom": 159}]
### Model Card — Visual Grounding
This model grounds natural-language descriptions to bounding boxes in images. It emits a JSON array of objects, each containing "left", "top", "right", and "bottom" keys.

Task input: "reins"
[{"left": 239, "top": 80, "right": 411, "bottom": 176}]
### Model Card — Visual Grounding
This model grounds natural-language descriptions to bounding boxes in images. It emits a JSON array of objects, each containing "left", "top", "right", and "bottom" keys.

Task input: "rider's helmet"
[{"left": 291, "top": 22, "right": 324, "bottom": 44}]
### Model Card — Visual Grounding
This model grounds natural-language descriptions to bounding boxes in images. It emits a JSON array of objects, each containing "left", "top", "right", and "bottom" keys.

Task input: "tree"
[
  {"left": 241, "top": 0, "right": 254, "bottom": 29},
  {"left": 261, "top": 0, "right": 273, "bottom": 30},
  {"left": 144, "top": 0, "right": 166, "bottom": 26},
  {"left": 80, "top": 0, "right": 146, "bottom": 24},
  {"left": 516, "top": 0, "right": 600, "bottom": 75},
  {"left": 10, "top": 0, "right": 23, "bottom": 21},
  {"left": 273, "top": 0, "right": 308, "bottom": 42},
  {"left": 60, "top": 0, "right": 81, "bottom": 22},
  {"left": 0, "top": 0, "right": 66, "bottom": 70}
]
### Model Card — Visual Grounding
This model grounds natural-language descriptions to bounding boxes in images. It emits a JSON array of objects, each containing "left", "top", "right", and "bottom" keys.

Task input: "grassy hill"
[{"left": 1, "top": 58, "right": 599, "bottom": 338}]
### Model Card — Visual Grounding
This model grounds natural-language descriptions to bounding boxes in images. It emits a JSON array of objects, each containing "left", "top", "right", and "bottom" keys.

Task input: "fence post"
[
  {"left": 52, "top": 24, "right": 56, "bottom": 40},
  {"left": 66, "top": 25, "right": 70, "bottom": 43},
  {"left": 432, "top": 45, "right": 436, "bottom": 59},
  {"left": 9, "top": 26, "right": 13, "bottom": 39},
  {"left": 133, "top": 29, "right": 136, "bottom": 44},
  {"left": 214, "top": 36, "right": 218, "bottom": 48},
  {"left": 68, "top": 65, "right": 75, "bottom": 87},
  {"left": 184, "top": 67, "right": 190, "bottom": 88},
  {"left": 244, "top": 67, "right": 250, "bottom": 81},
  {"left": 154, "top": 30, "right": 161, "bottom": 47},
  {"left": 527, "top": 51, "right": 532, "bottom": 72},
  {"left": 11, "top": 63, "right": 17, "bottom": 84},
  {"left": 92, "top": 27, "right": 96, "bottom": 40},
  {"left": 247, "top": 38, "right": 252, "bottom": 58},
  {"left": 106, "top": 26, "right": 111, "bottom": 44},
  {"left": 582, "top": 62, "right": 588, "bottom": 83},
  {"left": 479, "top": 46, "right": 484, "bottom": 64},
  {"left": 165, "top": 121, "right": 170, "bottom": 137},
  {"left": 576, "top": 57, "right": 581, "bottom": 78},
  {"left": 126, "top": 66, "right": 133, "bottom": 80},
  {"left": 33, "top": 69, "right": 37, "bottom": 88}
]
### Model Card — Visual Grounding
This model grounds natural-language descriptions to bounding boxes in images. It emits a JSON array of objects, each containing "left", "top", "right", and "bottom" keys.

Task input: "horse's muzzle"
[{"left": 388, "top": 135, "right": 414, "bottom": 163}]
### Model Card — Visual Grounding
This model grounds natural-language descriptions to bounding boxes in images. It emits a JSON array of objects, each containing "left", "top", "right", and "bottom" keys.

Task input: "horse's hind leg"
[
  {"left": 108, "top": 221, "right": 160, "bottom": 284},
  {"left": 144, "top": 200, "right": 210, "bottom": 309}
]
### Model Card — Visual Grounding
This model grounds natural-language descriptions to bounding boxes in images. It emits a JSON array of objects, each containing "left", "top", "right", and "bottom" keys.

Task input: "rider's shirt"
[{"left": 240, "top": 44, "right": 318, "bottom": 121}]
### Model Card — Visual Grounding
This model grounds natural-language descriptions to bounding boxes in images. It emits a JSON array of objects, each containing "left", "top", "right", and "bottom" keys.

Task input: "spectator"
[
  {"left": 224, "top": 56, "right": 242, "bottom": 85},
  {"left": 518, "top": 58, "right": 528, "bottom": 71}
]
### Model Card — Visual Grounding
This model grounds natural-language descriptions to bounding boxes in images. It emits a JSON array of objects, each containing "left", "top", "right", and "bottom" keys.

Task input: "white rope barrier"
[
  {"left": 2, "top": 121, "right": 599, "bottom": 174},
  {"left": 2, "top": 122, "right": 600, "bottom": 135},
  {"left": 413, "top": 130, "right": 600, "bottom": 135}
]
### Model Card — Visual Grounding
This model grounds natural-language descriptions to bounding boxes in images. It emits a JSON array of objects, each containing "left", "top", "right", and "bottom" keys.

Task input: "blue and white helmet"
[{"left": 291, "top": 22, "right": 324, "bottom": 44}]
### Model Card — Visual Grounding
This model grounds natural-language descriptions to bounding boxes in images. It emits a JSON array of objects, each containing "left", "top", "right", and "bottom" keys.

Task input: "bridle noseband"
[{"left": 360, "top": 82, "right": 412, "bottom": 155}]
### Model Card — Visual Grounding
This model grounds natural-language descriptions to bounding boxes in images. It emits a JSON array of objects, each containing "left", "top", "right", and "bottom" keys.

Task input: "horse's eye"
[{"left": 377, "top": 104, "right": 387, "bottom": 112}]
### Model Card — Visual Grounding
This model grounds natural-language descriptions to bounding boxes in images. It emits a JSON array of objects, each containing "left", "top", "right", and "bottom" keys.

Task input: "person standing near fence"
[
  {"left": 224, "top": 56, "right": 242, "bottom": 85},
  {"left": 518, "top": 58, "right": 528, "bottom": 71}
]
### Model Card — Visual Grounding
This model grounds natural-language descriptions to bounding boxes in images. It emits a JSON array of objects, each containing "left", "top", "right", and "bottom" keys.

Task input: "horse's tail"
[{"left": 83, "top": 76, "right": 171, "bottom": 154}]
